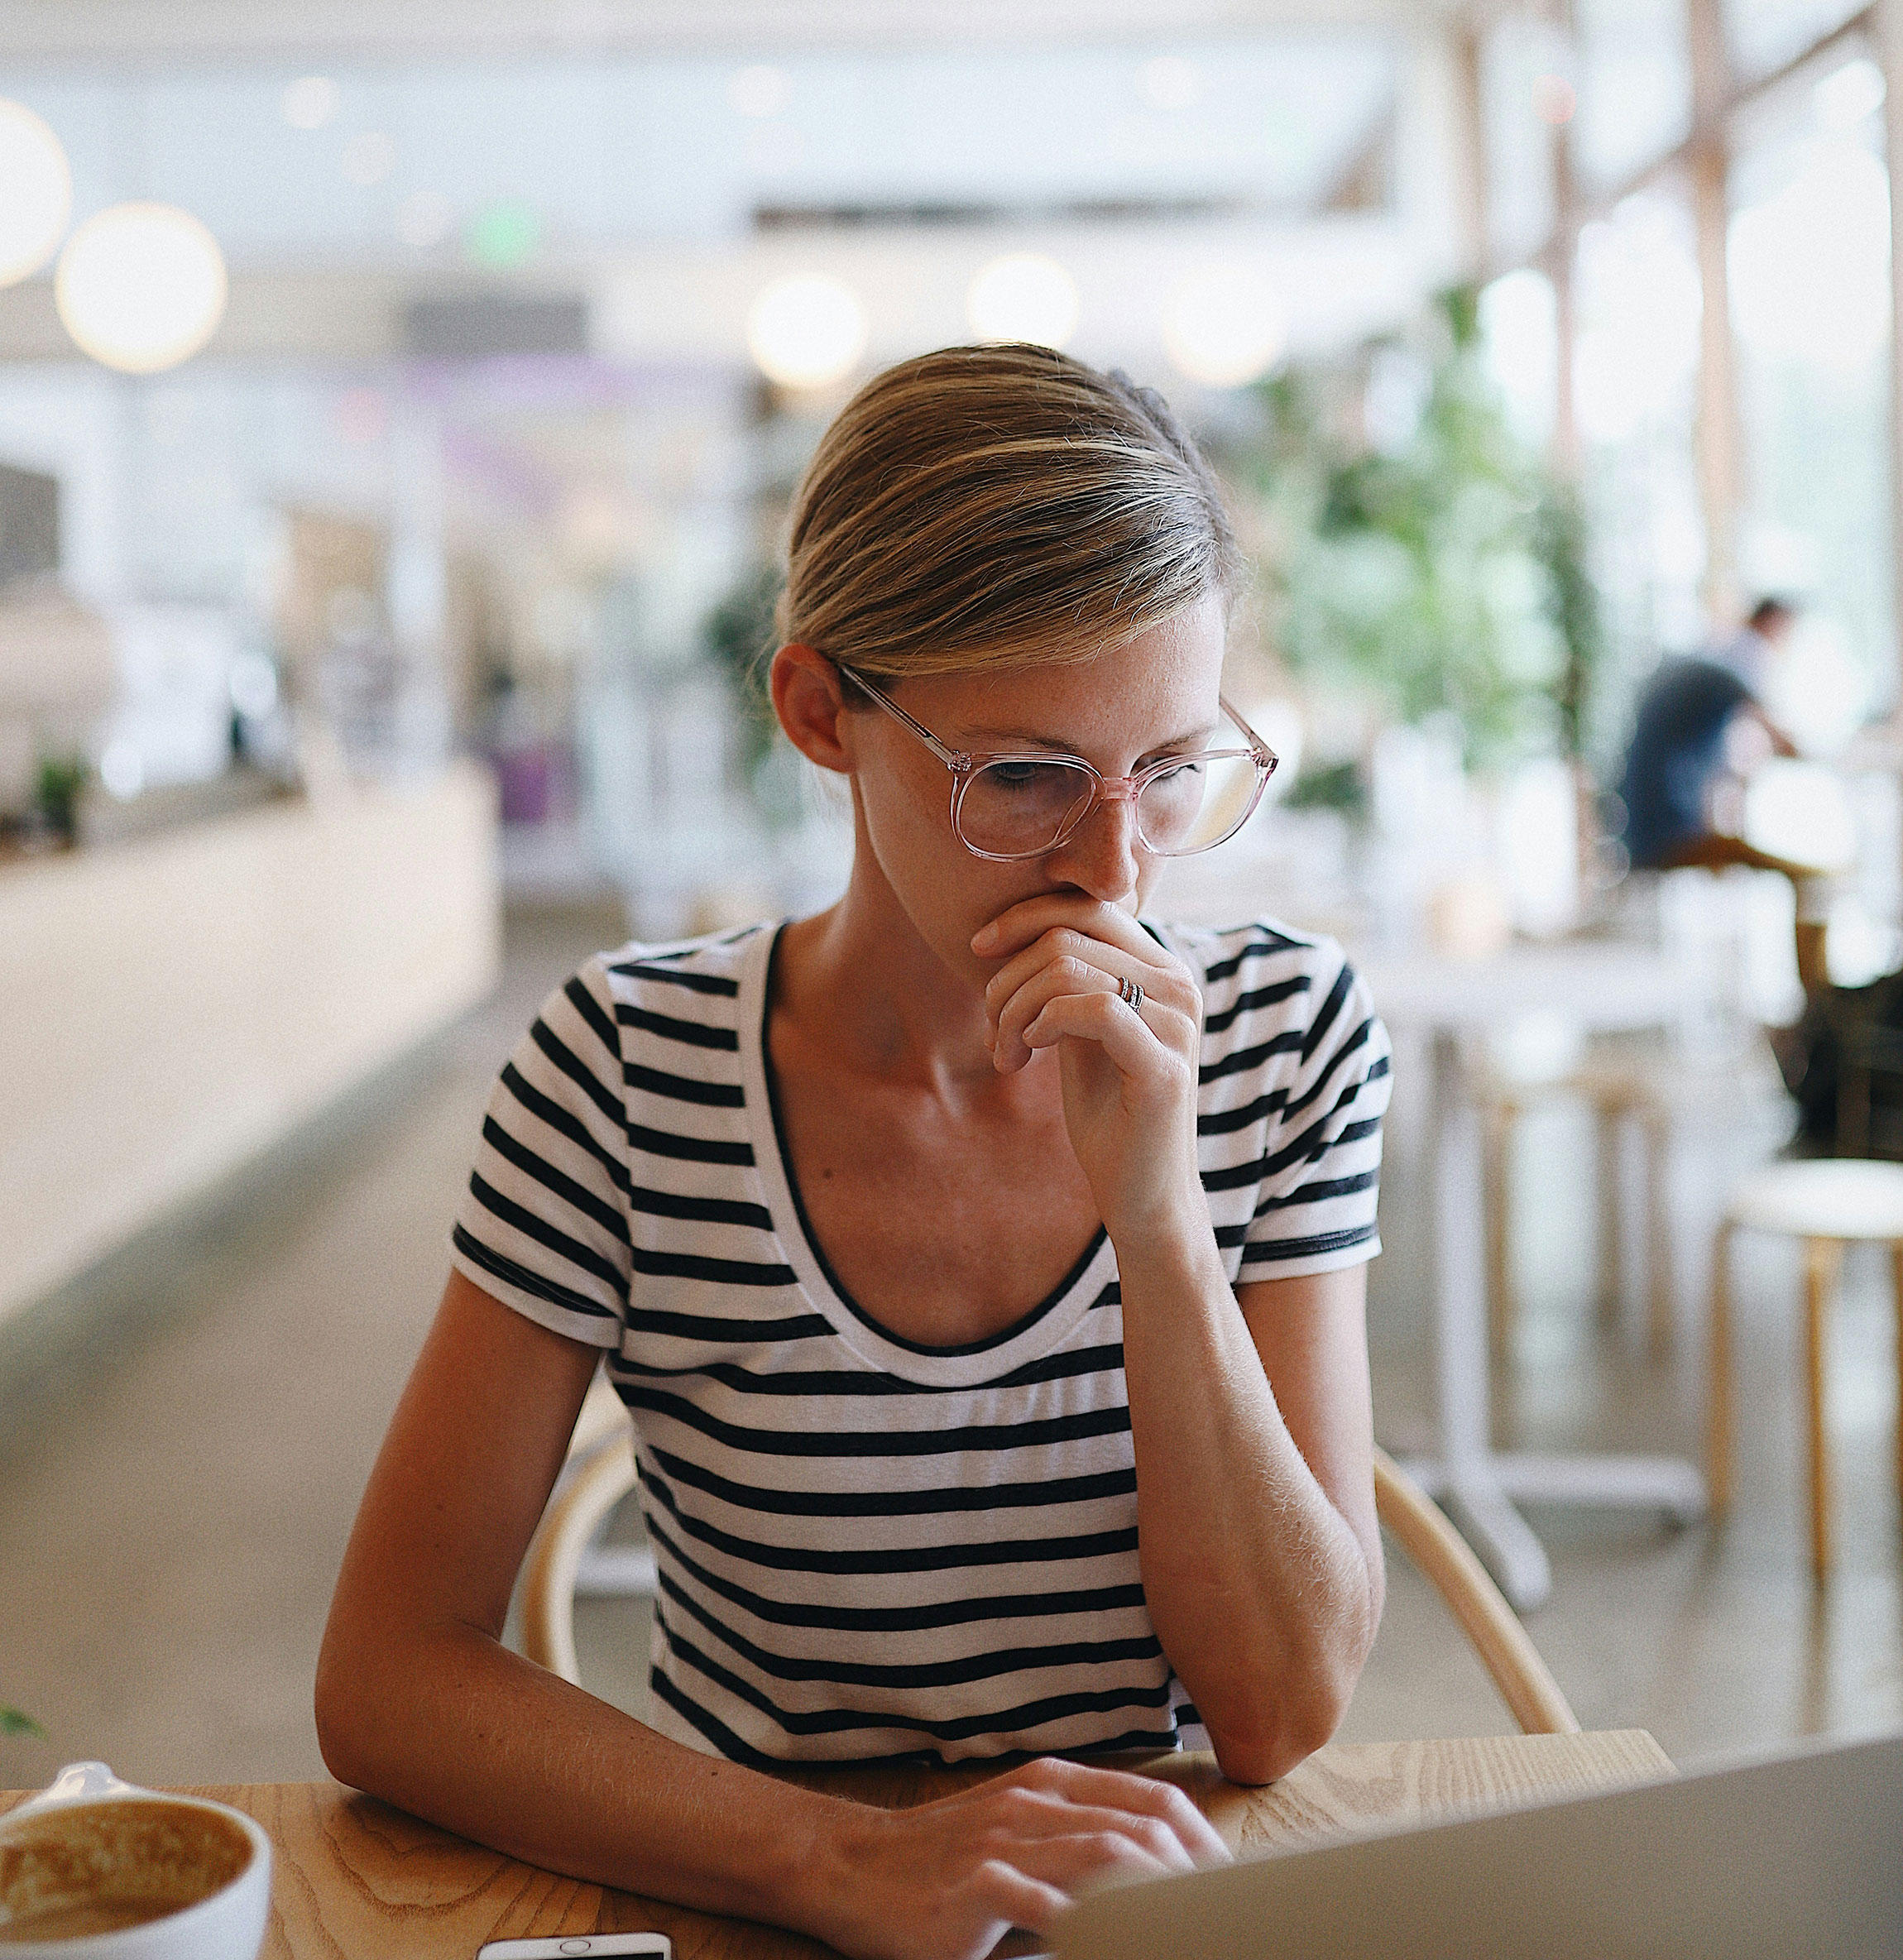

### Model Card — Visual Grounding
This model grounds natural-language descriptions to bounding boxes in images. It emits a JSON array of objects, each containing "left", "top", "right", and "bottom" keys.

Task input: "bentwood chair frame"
[{"left": 521, "top": 1430, "right": 1579, "bottom": 1739}]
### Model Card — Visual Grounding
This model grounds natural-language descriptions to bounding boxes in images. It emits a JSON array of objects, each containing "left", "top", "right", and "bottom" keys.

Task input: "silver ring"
[{"left": 1117, "top": 975, "right": 1145, "bottom": 1013}]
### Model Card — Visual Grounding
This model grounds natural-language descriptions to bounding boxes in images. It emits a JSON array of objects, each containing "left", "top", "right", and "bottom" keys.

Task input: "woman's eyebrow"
[{"left": 961, "top": 721, "right": 1220, "bottom": 754}]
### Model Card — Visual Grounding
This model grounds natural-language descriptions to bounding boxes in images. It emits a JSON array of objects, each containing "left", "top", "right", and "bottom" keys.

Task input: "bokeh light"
[
  {"left": 728, "top": 65, "right": 792, "bottom": 117},
  {"left": 0, "top": 99, "right": 73, "bottom": 288},
  {"left": 464, "top": 200, "right": 542, "bottom": 269},
  {"left": 966, "top": 253, "right": 1079, "bottom": 348},
  {"left": 280, "top": 76, "right": 338, "bottom": 130},
  {"left": 56, "top": 203, "right": 228, "bottom": 373},
  {"left": 747, "top": 273, "right": 868, "bottom": 388},
  {"left": 1162, "top": 266, "right": 1284, "bottom": 386}
]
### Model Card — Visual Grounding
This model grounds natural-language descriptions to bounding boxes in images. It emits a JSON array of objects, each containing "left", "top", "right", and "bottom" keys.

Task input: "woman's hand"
[
  {"left": 974, "top": 895, "right": 1204, "bottom": 1243},
  {"left": 807, "top": 1755, "right": 1230, "bottom": 1960}
]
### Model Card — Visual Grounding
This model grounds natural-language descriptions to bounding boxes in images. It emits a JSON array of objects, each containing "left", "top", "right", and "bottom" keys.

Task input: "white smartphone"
[{"left": 477, "top": 1938, "right": 672, "bottom": 1958}]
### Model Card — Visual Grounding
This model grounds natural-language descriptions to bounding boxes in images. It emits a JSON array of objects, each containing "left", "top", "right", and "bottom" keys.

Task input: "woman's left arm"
[
  {"left": 979, "top": 894, "right": 1383, "bottom": 1785},
  {"left": 1117, "top": 1248, "right": 1383, "bottom": 1786}
]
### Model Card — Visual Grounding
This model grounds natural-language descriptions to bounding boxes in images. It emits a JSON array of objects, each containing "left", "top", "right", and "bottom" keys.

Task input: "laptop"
[{"left": 1055, "top": 1729, "right": 1903, "bottom": 1959}]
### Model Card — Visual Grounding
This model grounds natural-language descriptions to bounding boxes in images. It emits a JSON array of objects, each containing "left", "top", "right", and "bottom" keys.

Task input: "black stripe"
[
  {"left": 626, "top": 1061, "right": 745, "bottom": 1108},
  {"left": 482, "top": 1116, "right": 629, "bottom": 1244},
  {"left": 1239, "top": 1222, "right": 1378, "bottom": 1264},
  {"left": 629, "top": 1245, "right": 796, "bottom": 1287},
  {"left": 1201, "top": 1074, "right": 1383, "bottom": 1192},
  {"left": 624, "top": 1307, "right": 832, "bottom": 1343},
  {"left": 624, "top": 1387, "right": 1131, "bottom": 1459},
  {"left": 664, "top": 1624, "right": 1170, "bottom": 1740},
  {"left": 1282, "top": 1018, "right": 1375, "bottom": 1122},
  {"left": 648, "top": 1665, "right": 781, "bottom": 1768},
  {"left": 562, "top": 973, "right": 621, "bottom": 1061},
  {"left": 1252, "top": 1169, "right": 1379, "bottom": 1214},
  {"left": 616, "top": 1004, "right": 740, "bottom": 1052},
  {"left": 648, "top": 1661, "right": 1181, "bottom": 1771},
  {"left": 610, "top": 1341, "right": 1126, "bottom": 1400},
  {"left": 498, "top": 1062, "right": 630, "bottom": 1195},
  {"left": 639, "top": 1461, "right": 1138, "bottom": 1575},
  {"left": 1199, "top": 1030, "right": 1302, "bottom": 1083},
  {"left": 1198, "top": 1086, "right": 1289, "bottom": 1136},
  {"left": 1301, "top": 962, "right": 1354, "bottom": 1061},
  {"left": 1201, "top": 974, "right": 1309, "bottom": 1036},
  {"left": 651, "top": 1515, "right": 1148, "bottom": 1633},
  {"left": 1336, "top": 1115, "right": 1383, "bottom": 1145},
  {"left": 451, "top": 1224, "right": 619, "bottom": 1322},
  {"left": 629, "top": 1120, "right": 755, "bottom": 1167},
  {"left": 648, "top": 1443, "right": 1137, "bottom": 1518},
  {"left": 627, "top": 1184, "right": 774, "bottom": 1232},
  {"left": 609, "top": 961, "right": 742, "bottom": 996},
  {"left": 528, "top": 1018, "right": 625, "bottom": 1128},
  {"left": 467, "top": 1171, "right": 628, "bottom": 1295},
  {"left": 1200, "top": 930, "right": 1306, "bottom": 985},
  {"left": 654, "top": 1565, "right": 1162, "bottom": 1688}
]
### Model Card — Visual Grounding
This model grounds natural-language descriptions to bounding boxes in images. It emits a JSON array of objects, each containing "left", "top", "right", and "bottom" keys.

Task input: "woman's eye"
[{"left": 988, "top": 761, "right": 1060, "bottom": 789}]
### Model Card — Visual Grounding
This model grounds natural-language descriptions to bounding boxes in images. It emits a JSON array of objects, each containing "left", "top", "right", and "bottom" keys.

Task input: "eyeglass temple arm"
[
  {"left": 834, "top": 663, "right": 974, "bottom": 770},
  {"left": 1218, "top": 695, "right": 1279, "bottom": 772}
]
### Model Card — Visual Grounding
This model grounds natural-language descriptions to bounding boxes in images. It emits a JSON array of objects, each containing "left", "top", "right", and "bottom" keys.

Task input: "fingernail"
[{"left": 971, "top": 920, "right": 998, "bottom": 950}]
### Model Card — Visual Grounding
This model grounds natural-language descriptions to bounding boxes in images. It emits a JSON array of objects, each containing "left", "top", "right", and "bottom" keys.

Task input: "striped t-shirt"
[{"left": 451, "top": 917, "right": 1390, "bottom": 1768}]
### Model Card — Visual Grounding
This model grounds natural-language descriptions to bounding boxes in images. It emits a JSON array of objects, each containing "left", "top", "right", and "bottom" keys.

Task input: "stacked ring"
[{"left": 1116, "top": 975, "right": 1145, "bottom": 1013}]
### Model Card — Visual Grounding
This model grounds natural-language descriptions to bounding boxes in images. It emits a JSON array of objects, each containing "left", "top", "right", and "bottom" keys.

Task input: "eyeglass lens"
[{"left": 957, "top": 755, "right": 1258, "bottom": 858}]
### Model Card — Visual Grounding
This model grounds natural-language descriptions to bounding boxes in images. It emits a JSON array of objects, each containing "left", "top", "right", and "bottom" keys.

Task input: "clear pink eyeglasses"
[{"left": 836, "top": 664, "right": 1278, "bottom": 861}]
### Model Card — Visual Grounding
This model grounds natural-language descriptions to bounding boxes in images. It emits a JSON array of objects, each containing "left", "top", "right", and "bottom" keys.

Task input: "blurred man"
[{"left": 1616, "top": 597, "right": 1828, "bottom": 987}]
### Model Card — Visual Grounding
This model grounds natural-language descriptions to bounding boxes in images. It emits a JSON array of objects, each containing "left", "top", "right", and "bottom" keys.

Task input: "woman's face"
[{"left": 840, "top": 594, "right": 1229, "bottom": 994}]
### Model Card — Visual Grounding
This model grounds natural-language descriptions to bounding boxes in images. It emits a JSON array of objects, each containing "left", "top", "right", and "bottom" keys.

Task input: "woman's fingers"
[
  {"left": 990, "top": 954, "right": 1142, "bottom": 1071},
  {"left": 1012, "top": 1760, "right": 1231, "bottom": 1866}
]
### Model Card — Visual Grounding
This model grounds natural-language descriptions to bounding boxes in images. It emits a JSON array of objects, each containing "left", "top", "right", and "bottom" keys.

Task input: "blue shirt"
[{"left": 1617, "top": 654, "right": 1754, "bottom": 867}]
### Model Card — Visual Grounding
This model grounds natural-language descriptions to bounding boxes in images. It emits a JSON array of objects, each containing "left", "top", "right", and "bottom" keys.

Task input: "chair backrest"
[
  {"left": 521, "top": 1435, "right": 1577, "bottom": 1737},
  {"left": 1373, "top": 1446, "right": 1579, "bottom": 1737}
]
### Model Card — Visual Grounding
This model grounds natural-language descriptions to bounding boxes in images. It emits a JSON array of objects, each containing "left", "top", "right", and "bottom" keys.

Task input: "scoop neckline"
[{"left": 735, "top": 922, "right": 1113, "bottom": 1387}]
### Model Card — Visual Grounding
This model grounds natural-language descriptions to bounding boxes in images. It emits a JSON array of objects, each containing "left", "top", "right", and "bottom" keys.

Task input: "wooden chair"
[
  {"left": 520, "top": 1378, "right": 651, "bottom": 1684},
  {"left": 522, "top": 1435, "right": 1578, "bottom": 1738},
  {"left": 1372, "top": 1446, "right": 1579, "bottom": 1736},
  {"left": 1708, "top": 1157, "right": 1903, "bottom": 1578}
]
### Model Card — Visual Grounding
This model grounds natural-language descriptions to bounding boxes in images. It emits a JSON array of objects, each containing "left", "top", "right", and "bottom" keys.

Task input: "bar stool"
[{"left": 1708, "top": 1157, "right": 1903, "bottom": 1576}]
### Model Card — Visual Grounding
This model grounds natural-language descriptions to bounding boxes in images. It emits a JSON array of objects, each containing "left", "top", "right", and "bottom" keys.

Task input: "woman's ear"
[{"left": 770, "top": 644, "right": 854, "bottom": 775}]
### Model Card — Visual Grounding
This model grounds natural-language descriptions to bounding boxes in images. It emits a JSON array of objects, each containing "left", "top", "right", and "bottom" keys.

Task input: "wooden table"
[{"left": 3, "top": 1732, "right": 1671, "bottom": 1958}]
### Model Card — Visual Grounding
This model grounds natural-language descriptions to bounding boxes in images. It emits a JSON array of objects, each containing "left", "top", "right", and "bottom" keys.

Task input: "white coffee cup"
[{"left": 0, "top": 1761, "right": 271, "bottom": 1958}]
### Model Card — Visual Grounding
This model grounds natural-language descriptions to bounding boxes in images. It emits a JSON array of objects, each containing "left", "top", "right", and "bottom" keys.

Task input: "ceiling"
[{"left": 0, "top": 0, "right": 1488, "bottom": 65}]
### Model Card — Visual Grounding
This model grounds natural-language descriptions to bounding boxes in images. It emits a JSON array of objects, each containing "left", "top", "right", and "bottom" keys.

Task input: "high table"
[
  {"left": 2, "top": 1732, "right": 1672, "bottom": 1958},
  {"left": 1362, "top": 942, "right": 1711, "bottom": 1611}
]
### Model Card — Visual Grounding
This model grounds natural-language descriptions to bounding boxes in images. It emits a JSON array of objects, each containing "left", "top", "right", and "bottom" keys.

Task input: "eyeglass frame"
[{"left": 833, "top": 660, "right": 1279, "bottom": 861}]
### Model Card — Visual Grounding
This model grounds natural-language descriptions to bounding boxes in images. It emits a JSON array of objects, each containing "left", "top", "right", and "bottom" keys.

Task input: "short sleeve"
[
  {"left": 1182, "top": 923, "right": 1391, "bottom": 1283},
  {"left": 449, "top": 956, "right": 631, "bottom": 1346}
]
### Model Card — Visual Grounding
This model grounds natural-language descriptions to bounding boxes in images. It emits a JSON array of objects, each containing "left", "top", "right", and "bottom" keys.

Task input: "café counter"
[{"left": 0, "top": 760, "right": 500, "bottom": 1330}]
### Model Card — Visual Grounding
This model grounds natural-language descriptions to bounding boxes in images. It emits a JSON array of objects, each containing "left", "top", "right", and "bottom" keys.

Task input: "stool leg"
[
  {"left": 1708, "top": 1220, "right": 1735, "bottom": 1515},
  {"left": 1598, "top": 1101, "right": 1624, "bottom": 1329},
  {"left": 1484, "top": 1099, "right": 1516, "bottom": 1362},
  {"left": 1804, "top": 1238, "right": 1844, "bottom": 1580},
  {"left": 1644, "top": 1105, "right": 1674, "bottom": 1359},
  {"left": 1892, "top": 1243, "right": 1903, "bottom": 1523}
]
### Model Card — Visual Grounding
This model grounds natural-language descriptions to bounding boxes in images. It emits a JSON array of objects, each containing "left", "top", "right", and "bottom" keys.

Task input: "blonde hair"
[{"left": 777, "top": 343, "right": 1241, "bottom": 681}]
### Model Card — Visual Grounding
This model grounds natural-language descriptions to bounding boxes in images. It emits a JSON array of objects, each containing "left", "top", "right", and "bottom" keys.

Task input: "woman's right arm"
[{"left": 315, "top": 1271, "right": 1226, "bottom": 1960}]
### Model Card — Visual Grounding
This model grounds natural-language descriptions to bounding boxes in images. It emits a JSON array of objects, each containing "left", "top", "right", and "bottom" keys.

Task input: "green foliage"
[
  {"left": 702, "top": 563, "right": 805, "bottom": 827},
  {"left": 1232, "top": 288, "right": 1603, "bottom": 770},
  {"left": 2, "top": 1707, "right": 43, "bottom": 1737},
  {"left": 35, "top": 751, "right": 87, "bottom": 842},
  {"left": 1282, "top": 758, "right": 1369, "bottom": 818}
]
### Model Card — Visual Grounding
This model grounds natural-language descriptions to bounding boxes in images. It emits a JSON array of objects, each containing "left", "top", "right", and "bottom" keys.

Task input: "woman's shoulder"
[
  {"left": 566, "top": 919, "right": 777, "bottom": 1008},
  {"left": 1148, "top": 916, "right": 1379, "bottom": 1064}
]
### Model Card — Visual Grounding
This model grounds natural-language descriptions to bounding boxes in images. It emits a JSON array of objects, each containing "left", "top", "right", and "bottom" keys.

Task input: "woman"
[{"left": 316, "top": 343, "right": 1391, "bottom": 1960}]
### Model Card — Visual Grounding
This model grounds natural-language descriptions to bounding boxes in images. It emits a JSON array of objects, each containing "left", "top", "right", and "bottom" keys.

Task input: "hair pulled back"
[{"left": 778, "top": 343, "right": 1240, "bottom": 679}]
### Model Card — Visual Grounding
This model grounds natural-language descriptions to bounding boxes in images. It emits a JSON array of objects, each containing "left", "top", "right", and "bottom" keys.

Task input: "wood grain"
[{"left": 1, "top": 1733, "right": 1672, "bottom": 1959}]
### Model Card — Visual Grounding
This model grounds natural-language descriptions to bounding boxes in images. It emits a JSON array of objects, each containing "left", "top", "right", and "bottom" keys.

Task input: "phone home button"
[{"left": 559, "top": 1944, "right": 592, "bottom": 1955}]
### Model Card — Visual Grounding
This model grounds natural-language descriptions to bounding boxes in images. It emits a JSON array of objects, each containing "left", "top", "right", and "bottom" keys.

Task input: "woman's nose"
[{"left": 1049, "top": 786, "right": 1142, "bottom": 902}]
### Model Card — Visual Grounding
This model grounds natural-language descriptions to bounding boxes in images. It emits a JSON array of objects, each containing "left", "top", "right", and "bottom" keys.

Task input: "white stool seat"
[{"left": 1724, "top": 1158, "right": 1903, "bottom": 1241}]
